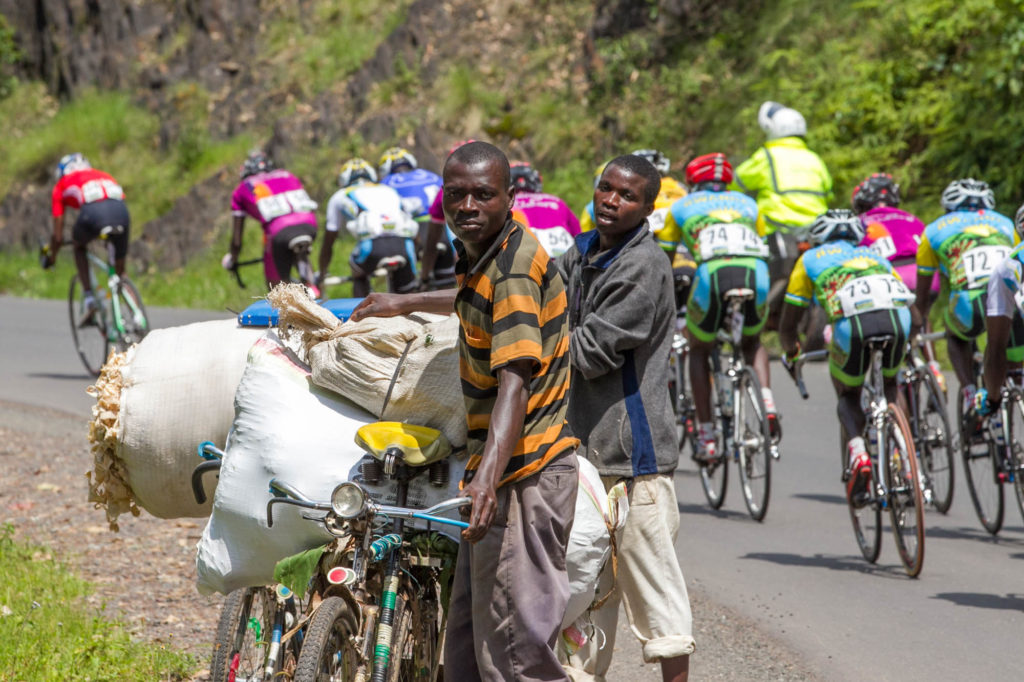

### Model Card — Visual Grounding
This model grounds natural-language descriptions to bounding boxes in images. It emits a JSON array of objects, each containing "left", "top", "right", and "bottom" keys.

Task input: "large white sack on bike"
[
  {"left": 268, "top": 284, "right": 467, "bottom": 449},
  {"left": 561, "top": 459, "right": 629, "bottom": 634},
  {"left": 195, "top": 333, "right": 469, "bottom": 595},
  {"left": 86, "top": 318, "right": 261, "bottom": 529}
]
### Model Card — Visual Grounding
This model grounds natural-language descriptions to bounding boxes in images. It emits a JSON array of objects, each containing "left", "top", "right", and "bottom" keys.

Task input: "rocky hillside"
[{"left": 2, "top": 0, "right": 1022, "bottom": 298}]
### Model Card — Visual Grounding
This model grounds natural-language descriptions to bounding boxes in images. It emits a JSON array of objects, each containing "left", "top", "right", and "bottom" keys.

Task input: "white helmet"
[
  {"left": 55, "top": 153, "right": 91, "bottom": 181},
  {"left": 941, "top": 178, "right": 995, "bottom": 212},
  {"left": 808, "top": 209, "right": 865, "bottom": 246},
  {"left": 758, "top": 101, "right": 807, "bottom": 140},
  {"left": 1013, "top": 202, "right": 1024, "bottom": 240},
  {"left": 630, "top": 149, "right": 671, "bottom": 176}
]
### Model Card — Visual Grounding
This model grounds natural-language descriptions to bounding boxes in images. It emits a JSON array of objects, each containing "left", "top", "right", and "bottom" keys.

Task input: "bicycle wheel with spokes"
[
  {"left": 113, "top": 277, "right": 149, "bottom": 349},
  {"left": 736, "top": 367, "right": 771, "bottom": 521},
  {"left": 958, "top": 391, "right": 1004, "bottom": 534},
  {"left": 670, "top": 344, "right": 697, "bottom": 461},
  {"left": 698, "top": 375, "right": 728, "bottom": 509},
  {"left": 68, "top": 275, "right": 110, "bottom": 376},
  {"left": 917, "top": 370, "right": 954, "bottom": 513},
  {"left": 841, "top": 425, "right": 882, "bottom": 563},
  {"left": 294, "top": 595, "right": 361, "bottom": 682},
  {"left": 1006, "top": 396, "right": 1024, "bottom": 526},
  {"left": 883, "top": 405, "right": 925, "bottom": 577},
  {"left": 210, "top": 586, "right": 277, "bottom": 682}
]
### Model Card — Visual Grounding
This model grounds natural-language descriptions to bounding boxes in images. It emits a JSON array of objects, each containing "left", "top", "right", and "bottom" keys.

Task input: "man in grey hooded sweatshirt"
[{"left": 557, "top": 154, "right": 694, "bottom": 682}]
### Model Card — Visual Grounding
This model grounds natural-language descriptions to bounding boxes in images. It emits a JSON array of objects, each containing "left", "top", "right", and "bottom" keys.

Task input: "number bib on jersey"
[
  {"left": 256, "top": 189, "right": 317, "bottom": 222},
  {"left": 870, "top": 236, "right": 897, "bottom": 260},
  {"left": 696, "top": 223, "right": 768, "bottom": 261},
  {"left": 82, "top": 179, "right": 124, "bottom": 204},
  {"left": 532, "top": 226, "right": 574, "bottom": 258},
  {"left": 954, "top": 245, "right": 1011, "bottom": 290},
  {"left": 836, "top": 274, "right": 913, "bottom": 317}
]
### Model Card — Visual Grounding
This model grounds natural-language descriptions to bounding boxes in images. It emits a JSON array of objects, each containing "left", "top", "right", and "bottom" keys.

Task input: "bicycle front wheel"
[
  {"left": 112, "top": 278, "right": 149, "bottom": 350},
  {"left": 883, "top": 405, "right": 925, "bottom": 578},
  {"left": 917, "top": 370, "right": 954, "bottom": 513},
  {"left": 294, "top": 595, "right": 361, "bottom": 682},
  {"left": 841, "top": 425, "right": 882, "bottom": 563},
  {"left": 736, "top": 368, "right": 771, "bottom": 521},
  {"left": 68, "top": 275, "right": 110, "bottom": 376},
  {"left": 958, "top": 391, "right": 1004, "bottom": 534},
  {"left": 210, "top": 586, "right": 278, "bottom": 682}
]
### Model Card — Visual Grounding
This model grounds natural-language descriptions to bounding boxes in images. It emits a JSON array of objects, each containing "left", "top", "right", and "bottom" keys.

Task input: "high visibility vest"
[{"left": 731, "top": 137, "right": 833, "bottom": 236}]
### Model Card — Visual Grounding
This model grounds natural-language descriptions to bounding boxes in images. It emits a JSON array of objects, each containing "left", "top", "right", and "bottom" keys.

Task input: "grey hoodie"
[{"left": 556, "top": 224, "right": 678, "bottom": 478}]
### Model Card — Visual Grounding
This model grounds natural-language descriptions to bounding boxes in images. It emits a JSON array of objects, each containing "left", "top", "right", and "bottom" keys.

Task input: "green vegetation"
[{"left": 0, "top": 524, "right": 195, "bottom": 681}]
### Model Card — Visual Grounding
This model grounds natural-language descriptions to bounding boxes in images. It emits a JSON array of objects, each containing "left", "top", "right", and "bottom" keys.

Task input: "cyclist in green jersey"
[{"left": 780, "top": 210, "right": 914, "bottom": 505}]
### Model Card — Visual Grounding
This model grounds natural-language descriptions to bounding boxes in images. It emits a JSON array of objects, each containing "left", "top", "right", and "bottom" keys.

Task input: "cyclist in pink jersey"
[
  {"left": 222, "top": 151, "right": 318, "bottom": 289},
  {"left": 509, "top": 161, "right": 581, "bottom": 258},
  {"left": 853, "top": 173, "right": 938, "bottom": 296}
]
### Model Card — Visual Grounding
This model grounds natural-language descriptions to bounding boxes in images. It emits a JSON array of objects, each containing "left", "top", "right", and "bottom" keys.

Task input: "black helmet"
[
  {"left": 851, "top": 173, "right": 901, "bottom": 214},
  {"left": 240, "top": 151, "right": 275, "bottom": 179},
  {"left": 510, "top": 161, "right": 543, "bottom": 193}
]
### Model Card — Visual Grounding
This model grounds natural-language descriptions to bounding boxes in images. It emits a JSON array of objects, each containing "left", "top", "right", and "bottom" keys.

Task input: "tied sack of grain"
[
  {"left": 87, "top": 319, "right": 262, "bottom": 529},
  {"left": 268, "top": 285, "right": 466, "bottom": 449},
  {"left": 195, "top": 332, "right": 470, "bottom": 595}
]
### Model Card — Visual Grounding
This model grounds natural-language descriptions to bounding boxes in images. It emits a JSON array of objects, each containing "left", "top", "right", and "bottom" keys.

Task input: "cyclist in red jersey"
[{"left": 43, "top": 153, "right": 131, "bottom": 321}]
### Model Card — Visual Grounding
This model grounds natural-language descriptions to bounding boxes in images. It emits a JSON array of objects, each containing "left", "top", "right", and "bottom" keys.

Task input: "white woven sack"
[
  {"left": 87, "top": 318, "right": 262, "bottom": 528},
  {"left": 195, "top": 333, "right": 469, "bottom": 596},
  {"left": 268, "top": 285, "right": 467, "bottom": 449}
]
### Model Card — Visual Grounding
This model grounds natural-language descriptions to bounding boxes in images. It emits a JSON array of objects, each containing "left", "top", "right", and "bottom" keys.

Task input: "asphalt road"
[{"left": 2, "top": 294, "right": 1021, "bottom": 680}]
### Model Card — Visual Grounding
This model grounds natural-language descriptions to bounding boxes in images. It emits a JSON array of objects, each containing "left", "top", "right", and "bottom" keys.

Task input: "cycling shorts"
[
  {"left": 72, "top": 199, "right": 130, "bottom": 260},
  {"left": 686, "top": 258, "right": 769, "bottom": 343},
  {"left": 943, "top": 289, "right": 987, "bottom": 341},
  {"left": 350, "top": 235, "right": 419, "bottom": 293},
  {"left": 265, "top": 222, "right": 317, "bottom": 284},
  {"left": 829, "top": 307, "right": 910, "bottom": 387}
]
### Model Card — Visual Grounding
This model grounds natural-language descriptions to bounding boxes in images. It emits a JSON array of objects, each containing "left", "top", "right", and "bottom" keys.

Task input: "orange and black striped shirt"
[{"left": 454, "top": 219, "right": 578, "bottom": 487}]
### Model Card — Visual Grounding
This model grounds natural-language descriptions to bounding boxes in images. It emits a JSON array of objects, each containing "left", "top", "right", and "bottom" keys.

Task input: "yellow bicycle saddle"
[{"left": 354, "top": 422, "right": 451, "bottom": 467}]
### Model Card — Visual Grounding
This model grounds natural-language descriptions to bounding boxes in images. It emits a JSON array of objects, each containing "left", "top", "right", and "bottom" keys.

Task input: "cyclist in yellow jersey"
[{"left": 731, "top": 102, "right": 833, "bottom": 329}]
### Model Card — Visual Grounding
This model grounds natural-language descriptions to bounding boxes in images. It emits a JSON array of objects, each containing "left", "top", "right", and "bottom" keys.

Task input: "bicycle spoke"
[
  {"left": 958, "top": 391, "right": 1004, "bottom": 534},
  {"left": 737, "top": 369, "right": 770, "bottom": 521}
]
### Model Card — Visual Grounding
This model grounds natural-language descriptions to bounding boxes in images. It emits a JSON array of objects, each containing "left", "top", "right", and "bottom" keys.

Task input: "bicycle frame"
[{"left": 86, "top": 238, "right": 146, "bottom": 344}]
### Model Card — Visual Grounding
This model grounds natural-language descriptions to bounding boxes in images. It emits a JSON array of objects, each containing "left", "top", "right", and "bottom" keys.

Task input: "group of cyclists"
[{"left": 43, "top": 99, "right": 1024, "bottom": 511}]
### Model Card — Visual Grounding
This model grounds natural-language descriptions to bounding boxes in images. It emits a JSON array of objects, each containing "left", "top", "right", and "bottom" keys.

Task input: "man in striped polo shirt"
[{"left": 351, "top": 141, "right": 579, "bottom": 681}]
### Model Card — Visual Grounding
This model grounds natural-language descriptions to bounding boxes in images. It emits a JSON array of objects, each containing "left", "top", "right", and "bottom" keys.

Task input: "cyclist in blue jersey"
[{"left": 911, "top": 178, "right": 1014, "bottom": 409}]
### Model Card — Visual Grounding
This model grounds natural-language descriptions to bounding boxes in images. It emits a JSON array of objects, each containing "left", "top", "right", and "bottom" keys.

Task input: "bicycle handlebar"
[
  {"left": 265, "top": 477, "right": 471, "bottom": 529},
  {"left": 228, "top": 257, "right": 263, "bottom": 289},
  {"left": 781, "top": 349, "right": 829, "bottom": 400},
  {"left": 912, "top": 330, "right": 945, "bottom": 347},
  {"left": 191, "top": 441, "right": 227, "bottom": 504}
]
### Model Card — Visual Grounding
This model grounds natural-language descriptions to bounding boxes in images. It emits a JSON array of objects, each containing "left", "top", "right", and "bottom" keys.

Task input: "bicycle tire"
[
  {"left": 210, "top": 586, "right": 276, "bottom": 682},
  {"left": 294, "top": 595, "right": 361, "bottom": 682},
  {"left": 698, "top": 373, "right": 728, "bottom": 509},
  {"left": 883, "top": 405, "right": 925, "bottom": 578},
  {"left": 918, "top": 369, "right": 954, "bottom": 513},
  {"left": 67, "top": 275, "right": 110, "bottom": 376},
  {"left": 736, "top": 367, "right": 771, "bottom": 521},
  {"left": 842, "top": 425, "right": 881, "bottom": 564},
  {"left": 670, "top": 345, "right": 697, "bottom": 461},
  {"left": 1007, "top": 395, "right": 1024, "bottom": 526},
  {"left": 958, "top": 390, "right": 1004, "bottom": 534},
  {"left": 112, "top": 277, "right": 149, "bottom": 349}
]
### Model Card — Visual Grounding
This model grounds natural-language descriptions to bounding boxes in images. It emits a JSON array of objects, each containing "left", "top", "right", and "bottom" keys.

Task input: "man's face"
[
  {"left": 593, "top": 164, "right": 654, "bottom": 239},
  {"left": 443, "top": 159, "right": 514, "bottom": 251}
]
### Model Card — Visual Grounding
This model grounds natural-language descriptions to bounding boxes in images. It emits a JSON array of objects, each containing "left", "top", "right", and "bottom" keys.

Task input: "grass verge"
[{"left": 0, "top": 524, "right": 196, "bottom": 681}]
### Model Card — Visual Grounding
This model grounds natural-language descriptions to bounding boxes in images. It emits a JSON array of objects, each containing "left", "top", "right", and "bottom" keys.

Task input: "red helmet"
[{"left": 685, "top": 153, "right": 733, "bottom": 186}]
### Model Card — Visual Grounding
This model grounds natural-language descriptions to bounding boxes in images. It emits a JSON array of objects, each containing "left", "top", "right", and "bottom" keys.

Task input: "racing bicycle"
[
  {"left": 899, "top": 331, "right": 954, "bottom": 513},
  {"left": 786, "top": 335, "right": 926, "bottom": 577},
  {"left": 697, "top": 287, "right": 775, "bottom": 522},
  {"left": 227, "top": 231, "right": 319, "bottom": 295},
  {"left": 42, "top": 227, "right": 149, "bottom": 376}
]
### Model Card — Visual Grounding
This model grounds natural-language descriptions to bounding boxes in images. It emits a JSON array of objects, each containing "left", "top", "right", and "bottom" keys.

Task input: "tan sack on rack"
[
  {"left": 87, "top": 318, "right": 262, "bottom": 529},
  {"left": 268, "top": 285, "right": 467, "bottom": 449}
]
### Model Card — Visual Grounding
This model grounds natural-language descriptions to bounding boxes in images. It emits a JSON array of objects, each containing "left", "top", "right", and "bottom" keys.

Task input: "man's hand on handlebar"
[{"left": 221, "top": 252, "right": 238, "bottom": 271}]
